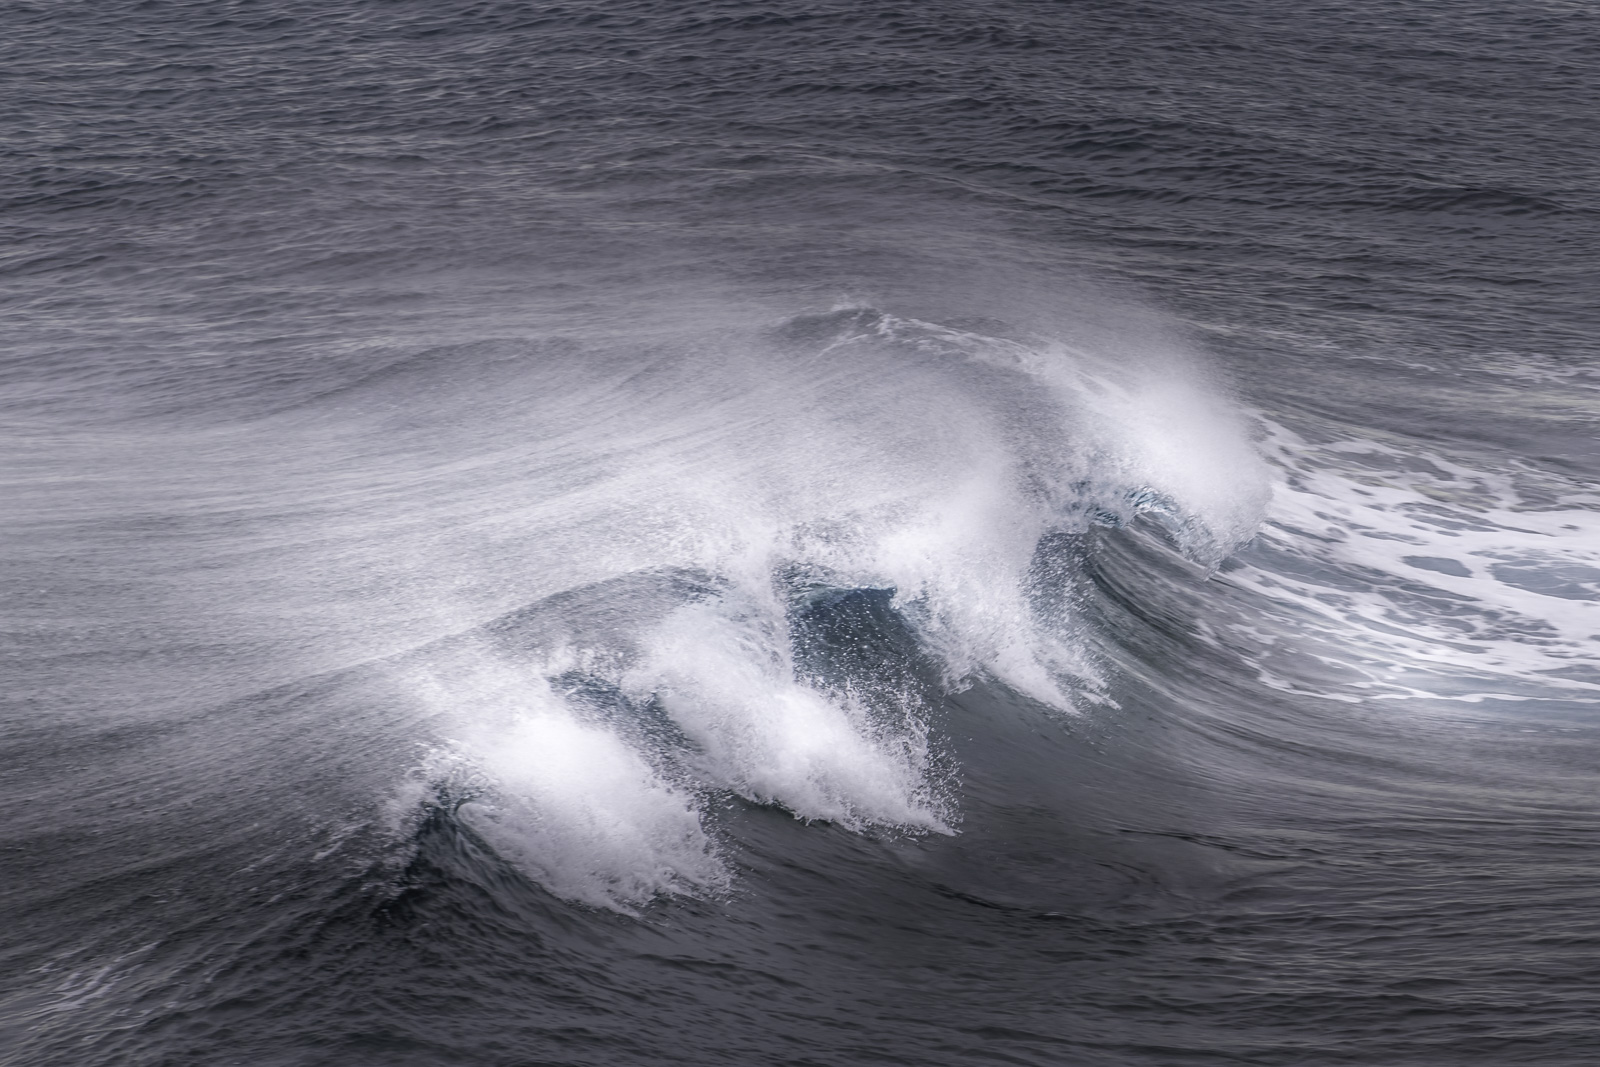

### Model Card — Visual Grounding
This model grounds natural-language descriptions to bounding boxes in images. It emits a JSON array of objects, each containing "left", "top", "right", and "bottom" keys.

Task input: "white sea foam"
[
  {"left": 626, "top": 595, "right": 946, "bottom": 830},
  {"left": 1221, "top": 419, "right": 1600, "bottom": 704},
  {"left": 412, "top": 657, "right": 726, "bottom": 911}
]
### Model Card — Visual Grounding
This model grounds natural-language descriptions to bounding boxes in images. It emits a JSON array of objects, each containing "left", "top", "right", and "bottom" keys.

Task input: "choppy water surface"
[{"left": 3, "top": 2, "right": 1598, "bottom": 1064}]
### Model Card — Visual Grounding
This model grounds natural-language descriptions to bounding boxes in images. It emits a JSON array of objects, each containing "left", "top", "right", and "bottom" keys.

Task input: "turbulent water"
[{"left": 4, "top": 2, "right": 1599, "bottom": 1064}]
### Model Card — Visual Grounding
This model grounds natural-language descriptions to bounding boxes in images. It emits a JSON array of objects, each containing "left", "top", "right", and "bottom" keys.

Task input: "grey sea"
[{"left": 3, "top": 2, "right": 1598, "bottom": 1065}]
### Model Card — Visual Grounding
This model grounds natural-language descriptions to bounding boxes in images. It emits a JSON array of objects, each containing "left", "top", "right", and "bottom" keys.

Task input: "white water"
[{"left": 1222, "top": 419, "right": 1600, "bottom": 706}]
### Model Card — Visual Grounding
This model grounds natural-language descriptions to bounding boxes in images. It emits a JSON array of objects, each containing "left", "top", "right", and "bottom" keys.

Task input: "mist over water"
[{"left": 4, "top": 2, "right": 1599, "bottom": 1065}]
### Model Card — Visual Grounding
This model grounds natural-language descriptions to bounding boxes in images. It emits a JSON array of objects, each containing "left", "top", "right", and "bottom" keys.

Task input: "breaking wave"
[{"left": 390, "top": 306, "right": 1270, "bottom": 908}]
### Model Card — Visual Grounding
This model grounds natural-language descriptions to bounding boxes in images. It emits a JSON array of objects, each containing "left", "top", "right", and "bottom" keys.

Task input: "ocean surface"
[{"left": 3, "top": 2, "right": 1598, "bottom": 1064}]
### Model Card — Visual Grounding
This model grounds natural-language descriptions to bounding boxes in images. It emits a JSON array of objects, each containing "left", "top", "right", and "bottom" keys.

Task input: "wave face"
[{"left": 4, "top": 2, "right": 1599, "bottom": 1065}]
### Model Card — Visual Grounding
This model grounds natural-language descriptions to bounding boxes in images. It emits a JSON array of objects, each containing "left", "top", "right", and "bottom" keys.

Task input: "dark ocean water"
[{"left": 4, "top": 2, "right": 1599, "bottom": 1064}]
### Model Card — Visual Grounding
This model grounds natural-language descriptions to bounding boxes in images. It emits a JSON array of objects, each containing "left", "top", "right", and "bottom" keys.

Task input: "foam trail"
[{"left": 1220, "top": 419, "right": 1600, "bottom": 704}]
